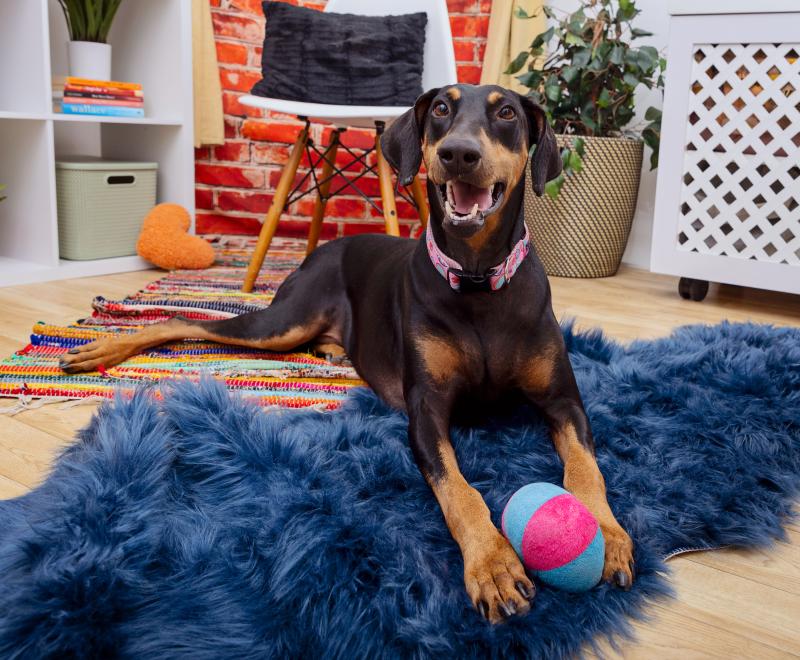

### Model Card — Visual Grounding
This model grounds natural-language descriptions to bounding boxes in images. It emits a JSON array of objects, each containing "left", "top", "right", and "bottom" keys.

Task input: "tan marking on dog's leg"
[
  {"left": 553, "top": 423, "right": 634, "bottom": 585},
  {"left": 446, "top": 87, "right": 461, "bottom": 101},
  {"left": 312, "top": 342, "right": 347, "bottom": 360},
  {"left": 415, "top": 335, "right": 461, "bottom": 384},
  {"left": 60, "top": 317, "right": 322, "bottom": 373},
  {"left": 429, "top": 441, "right": 534, "bottom": 623},
  {"left": 520, "top": 347, "right": 556, "bottom": 393}
]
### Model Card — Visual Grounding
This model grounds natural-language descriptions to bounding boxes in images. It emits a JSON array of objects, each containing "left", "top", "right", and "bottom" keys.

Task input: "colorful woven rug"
[{"left": 0, "top": 237, "right": 364, "bottom": 412}]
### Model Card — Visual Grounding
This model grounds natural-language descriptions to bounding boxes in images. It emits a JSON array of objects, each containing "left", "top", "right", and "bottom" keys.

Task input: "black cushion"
[{"left": 251, "top": 1, "right": 427, "bottom": 107}]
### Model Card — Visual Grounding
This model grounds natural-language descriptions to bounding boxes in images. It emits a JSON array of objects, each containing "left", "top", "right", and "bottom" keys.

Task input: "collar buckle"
[{"left": 448, "top": 268, "right": 493, "bottom": 293}]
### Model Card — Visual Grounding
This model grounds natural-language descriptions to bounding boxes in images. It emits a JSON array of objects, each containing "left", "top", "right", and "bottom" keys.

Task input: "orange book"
[{"left": 63, "top": 76, "right": 143, "bottom": 91}]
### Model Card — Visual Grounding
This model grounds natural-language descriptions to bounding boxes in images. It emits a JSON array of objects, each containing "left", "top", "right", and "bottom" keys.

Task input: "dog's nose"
[{"left": 437, "top": 138, "right": 482, "bottom": 174}]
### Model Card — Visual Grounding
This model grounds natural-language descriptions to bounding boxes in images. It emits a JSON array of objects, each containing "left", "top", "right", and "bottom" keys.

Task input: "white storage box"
[{"left": 56, "top": 157, "right": 158, "bottom": 260}]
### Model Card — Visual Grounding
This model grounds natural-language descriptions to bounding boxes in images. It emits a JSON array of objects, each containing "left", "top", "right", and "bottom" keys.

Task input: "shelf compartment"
[
  {"left": 47, "top": 0, "right": 191, "bottom": 122},
  {"left": 0, "top": 0, "right": 50, "bottom": 114},
  {"left": 0, "top": 118, "right": 58, "bottom": 267}
]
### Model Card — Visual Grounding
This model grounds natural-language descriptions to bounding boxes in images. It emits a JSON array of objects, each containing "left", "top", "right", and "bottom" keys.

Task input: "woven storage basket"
[
  {"left": 56, "top": 157, "right": 157, "bottom": 261},
  {"left": 524, "top": 135, "right": 643, "bottom": 278}
]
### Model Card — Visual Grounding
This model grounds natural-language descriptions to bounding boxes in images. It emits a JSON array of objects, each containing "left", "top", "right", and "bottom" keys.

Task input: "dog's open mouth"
[{"left": 439, "top": 180, "right": 505, "bottom": 226}]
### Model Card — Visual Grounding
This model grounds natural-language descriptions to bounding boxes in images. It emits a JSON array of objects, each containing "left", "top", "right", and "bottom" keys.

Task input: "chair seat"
[{"left": 239, "top": 95, "right": 409, "bottom": 129}]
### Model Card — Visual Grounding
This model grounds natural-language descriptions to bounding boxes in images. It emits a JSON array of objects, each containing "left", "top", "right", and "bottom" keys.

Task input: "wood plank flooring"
[{"left": 1, "top": 264, "right": 798, "bottom": 657}]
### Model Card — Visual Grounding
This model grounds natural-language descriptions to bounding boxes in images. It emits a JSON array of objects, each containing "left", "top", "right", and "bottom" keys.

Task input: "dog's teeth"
[
  {"left": 447, "top": 181, "right": 455, "bottom": 206},
  {"left": 445, "top": 200, "right": 454, "bottom": 217},
  {"left": 471, "top": 203, "right": 479, "bottom": 216}
]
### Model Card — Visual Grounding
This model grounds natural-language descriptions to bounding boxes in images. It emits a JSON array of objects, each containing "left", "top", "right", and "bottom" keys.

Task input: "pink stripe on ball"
[{"left": 521, "top": 494, "right": 598, "bottom": 571}]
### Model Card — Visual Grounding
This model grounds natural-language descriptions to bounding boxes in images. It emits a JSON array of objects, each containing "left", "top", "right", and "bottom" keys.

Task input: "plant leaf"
[
  {"left": 567, "top": 150, "right": 584, "bottom": 172},
  {"left": 545, "top": 82, "right": 561, "bottom": 102},
  {"left": 561, "top": 66, "right": 580, "bottom": 84},
  {"left": 545, "top": 175, "right": 565, "bottom": 200},
  {"left": 623, "top": 71, "right": 640, "bottom": 87},
  {"left": 57, "top": 0, "right": 122, "bottom": 43},
  {"left": 99, "top": 0, "right": 123, "bottom": 43},
  {"left": 644, "top": 106, "right": 662, "bottom": 121},
  {"left": 572, "top": 48, "right": 591, "bottom": 68},
  {"left": 531, "top": 26, "right": 554, "bottom": 50},
  {"left": 505, "top": 50, "right": 530, "bottom": 75},
  {"left": 565, "top": 32, "right": 586, "bottom": 47}
]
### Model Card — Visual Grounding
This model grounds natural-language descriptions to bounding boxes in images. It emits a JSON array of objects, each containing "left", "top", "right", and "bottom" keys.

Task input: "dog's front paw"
[
  {"left": 58, "top": 337, "right": 133, "bottom": 373},
  {"left": 601, "top": 524, "right": 635, "bottom": 590},
  {"left": 463, "top": 531, "right": 535, "bottom": 624}
]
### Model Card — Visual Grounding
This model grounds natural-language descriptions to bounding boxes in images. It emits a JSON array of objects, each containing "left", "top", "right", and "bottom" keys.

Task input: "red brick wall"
[{"left": 195, "top": 0, "right": 490, "bottom": 238}]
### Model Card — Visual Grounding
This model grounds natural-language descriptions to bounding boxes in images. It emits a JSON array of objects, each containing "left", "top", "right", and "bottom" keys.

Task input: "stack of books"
[{"left": 53, "top": 77, "right": 145, "bottom": 118}]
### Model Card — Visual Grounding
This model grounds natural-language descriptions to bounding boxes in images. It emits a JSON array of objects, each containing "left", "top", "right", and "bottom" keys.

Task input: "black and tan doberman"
[{"left": 60, "top": 84, "right": 635, "bottom": 623}]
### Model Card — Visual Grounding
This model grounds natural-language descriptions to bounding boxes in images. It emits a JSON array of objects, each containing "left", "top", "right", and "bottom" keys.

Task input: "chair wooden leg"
[
  {"left": 306, "top": 130, "right": 341, "bottom": 256},
  {"left": 242, "top": 125, "right": 309, "bottom": 293},
  {"left": 375, "top": 130, "right": 400, "bottom": 237},
  {"left": 409, "top": 175, "right": 429, "bottom": 230}
]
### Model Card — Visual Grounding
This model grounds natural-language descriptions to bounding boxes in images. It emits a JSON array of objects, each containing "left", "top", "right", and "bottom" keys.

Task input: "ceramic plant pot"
[{"left": 68, "top": 41, "right": 112, "bottom": 80}]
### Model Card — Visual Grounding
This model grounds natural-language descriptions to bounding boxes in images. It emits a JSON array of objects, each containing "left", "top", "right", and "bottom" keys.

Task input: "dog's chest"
[{"left": 451, "top": 309, "right": 541, "bottom": 391}]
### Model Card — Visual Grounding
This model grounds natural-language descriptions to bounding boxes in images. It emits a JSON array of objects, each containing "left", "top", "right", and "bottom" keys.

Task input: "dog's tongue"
[{"left": 451, "top": 180, "right": 492, "bottom": 214}]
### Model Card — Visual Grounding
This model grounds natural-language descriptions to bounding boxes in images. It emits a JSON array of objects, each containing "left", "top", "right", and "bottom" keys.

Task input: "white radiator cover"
[{"left": 651, "top": 4, "right": 800, "bottom": 294}]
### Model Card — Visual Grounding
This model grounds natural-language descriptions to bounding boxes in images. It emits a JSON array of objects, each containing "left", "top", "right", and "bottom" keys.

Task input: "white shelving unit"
[{"left": 0, "top": 0, "right": 194, "bottom": 287}]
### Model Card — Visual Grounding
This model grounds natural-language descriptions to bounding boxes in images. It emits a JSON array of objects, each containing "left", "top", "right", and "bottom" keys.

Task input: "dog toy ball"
[
  {"left": 501, "top": 482, "right": 604, "bottom": 592},
  {"left": 136, "top": 203, "right": 215, "bottom": 270}
]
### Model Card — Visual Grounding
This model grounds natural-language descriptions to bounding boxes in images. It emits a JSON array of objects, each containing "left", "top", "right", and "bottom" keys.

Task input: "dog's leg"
[
  {"left": 60, "top": 265, "right": 337, "bottom": 373},
  {"left": 521, "top": 350, "right": 635, "bottom": 589},
  {"left": 406, "top": 386, "right": 535, "bottom": 623}
]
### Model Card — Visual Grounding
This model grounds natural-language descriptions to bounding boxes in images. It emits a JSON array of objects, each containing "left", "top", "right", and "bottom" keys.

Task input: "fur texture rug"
[{"left": 0, "top": 322, "right": 798, "bottom": 659}]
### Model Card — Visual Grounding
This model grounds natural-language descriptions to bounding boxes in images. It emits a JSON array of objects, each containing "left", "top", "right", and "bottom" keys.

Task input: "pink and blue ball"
[{"left": 501, "top": 482, "right": 604, "bottom": 592}]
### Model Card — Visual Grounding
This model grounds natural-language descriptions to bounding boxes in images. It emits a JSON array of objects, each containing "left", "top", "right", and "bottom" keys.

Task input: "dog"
[{"left": 60, "top": 84, "right": 635, "bottom": 623}]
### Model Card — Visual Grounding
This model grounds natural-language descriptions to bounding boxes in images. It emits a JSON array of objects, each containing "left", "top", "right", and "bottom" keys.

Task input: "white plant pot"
[{"left": 68, "top": 41, "right": 112, "bottom": 80}]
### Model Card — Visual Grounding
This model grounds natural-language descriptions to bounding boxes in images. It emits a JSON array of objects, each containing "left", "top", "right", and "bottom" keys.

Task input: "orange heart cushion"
[{"left": 136, "top": 203, "right": 215, "bottom": 270}]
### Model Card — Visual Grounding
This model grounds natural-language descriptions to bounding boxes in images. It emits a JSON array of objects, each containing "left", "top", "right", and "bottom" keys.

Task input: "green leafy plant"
[
  {"left": 0, "top": 184, "right": 6, "bottom": 203},
  {"left": 58, "top": 0, "right": 123, "bottom": 43},
  {"left": 507, "top": 0, "right": 665, "bottom": 198}
]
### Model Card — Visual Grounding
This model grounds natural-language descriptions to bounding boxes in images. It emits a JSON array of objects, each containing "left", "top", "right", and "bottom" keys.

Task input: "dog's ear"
[
  {"left": 516, "top": 93, "right": 562, "bottom": 196},
  {"left": 380, "top": 88, "right": 439, "bottom": 186}
]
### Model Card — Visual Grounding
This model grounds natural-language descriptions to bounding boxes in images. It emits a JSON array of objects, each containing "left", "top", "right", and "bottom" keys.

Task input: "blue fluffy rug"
[{"left": 1, "top": 322, "right": 798, "bottom": 659}]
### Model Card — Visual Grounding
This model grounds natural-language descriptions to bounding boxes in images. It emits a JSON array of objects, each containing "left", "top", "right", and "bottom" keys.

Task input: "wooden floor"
[{"left": 1, "top": 264, "right": 798, "bottom": 658}]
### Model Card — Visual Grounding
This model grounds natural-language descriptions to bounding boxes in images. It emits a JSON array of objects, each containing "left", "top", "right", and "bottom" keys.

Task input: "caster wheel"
[{"left": 678, "top": 277, "right": 709, "bottom": 301}]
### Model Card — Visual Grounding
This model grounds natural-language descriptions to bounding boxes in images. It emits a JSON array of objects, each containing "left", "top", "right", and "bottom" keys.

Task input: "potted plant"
[
  {"left": 0, "top": 185, "right": 5, "bottom": 203},
  {"left": 58, "top": 0, "right": 124, "bottom": 81},
  {"left": 508, "top": 0, "right": 664, "bottom": 278}
]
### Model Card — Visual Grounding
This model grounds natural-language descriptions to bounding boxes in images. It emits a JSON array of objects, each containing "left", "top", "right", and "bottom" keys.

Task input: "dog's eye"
[
  {"left": 498, "top": 105, "right": 516, "bottom": 120},
  {"left": 432, "top": 102, "right": 450, "bottom": 118}
]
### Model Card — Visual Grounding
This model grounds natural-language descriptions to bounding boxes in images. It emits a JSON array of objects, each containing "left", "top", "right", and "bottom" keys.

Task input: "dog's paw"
[
  {"left": 463, "top": 531, "right": 535, "bottom": 624},
  {"left": 601, "top": 524, "right": 635, "bottom": 590},
  {"left": 58, "top": 337, "right": 132, "bottom": 373}
]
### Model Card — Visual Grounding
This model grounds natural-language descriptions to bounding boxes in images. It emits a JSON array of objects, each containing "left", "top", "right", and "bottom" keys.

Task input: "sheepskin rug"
[{"left": 0, "top": 322, "right": 798, "bottom": 659}]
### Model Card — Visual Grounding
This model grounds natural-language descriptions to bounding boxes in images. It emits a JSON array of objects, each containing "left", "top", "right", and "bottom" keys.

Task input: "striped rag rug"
[{"left": 0, "top": 237, "right": 364, "bottom": 413}]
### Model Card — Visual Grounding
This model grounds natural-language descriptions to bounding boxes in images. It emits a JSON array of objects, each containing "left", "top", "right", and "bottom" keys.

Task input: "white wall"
[{"left": 546, "top": 0, "right": 671, "bottom": 270}]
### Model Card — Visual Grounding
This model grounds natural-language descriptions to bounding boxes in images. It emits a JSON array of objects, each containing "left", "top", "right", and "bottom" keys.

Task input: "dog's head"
[{"left": 381, "top": 84, "right": 561, "bottom": 238}]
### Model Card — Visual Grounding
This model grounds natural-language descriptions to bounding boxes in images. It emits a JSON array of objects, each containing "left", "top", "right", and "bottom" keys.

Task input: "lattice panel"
[{"left": 677, "top": 43, "right": 800, "bottom": 265}]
